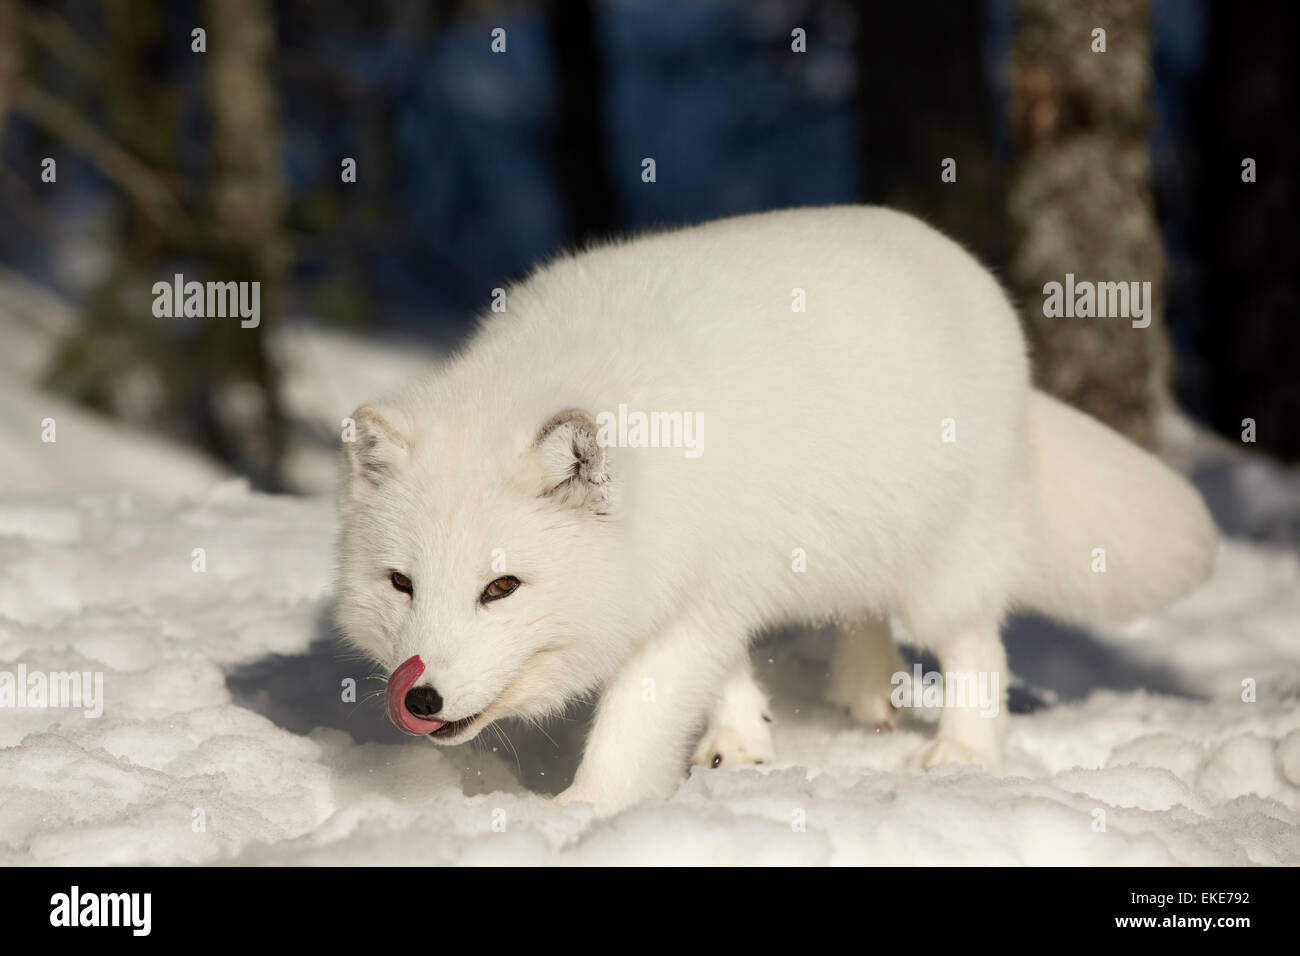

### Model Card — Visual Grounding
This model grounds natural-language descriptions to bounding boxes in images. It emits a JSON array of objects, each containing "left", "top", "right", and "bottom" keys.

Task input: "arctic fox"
[{"left": 335, "top": 206, "right": 1217, "bottom": 815}]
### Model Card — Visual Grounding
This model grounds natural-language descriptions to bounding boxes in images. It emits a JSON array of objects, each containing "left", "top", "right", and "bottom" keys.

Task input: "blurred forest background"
[{"left": 0, "top": 0, "right": 1295, "bottom": 492}]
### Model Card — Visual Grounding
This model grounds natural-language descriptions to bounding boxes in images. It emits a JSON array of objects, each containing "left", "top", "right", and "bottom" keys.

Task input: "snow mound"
[{"left": 1, "top": 470, "right": 1297, "bottom": 864}]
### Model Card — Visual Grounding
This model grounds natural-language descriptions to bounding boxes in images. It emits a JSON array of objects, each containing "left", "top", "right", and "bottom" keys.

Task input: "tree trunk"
[
  {"left": 857, "top": 0, "right": 1003, "bottom": 266},
  {"left": 1194, "top": 1, "right": 1300, "bottom": 461},
  {"left": 546, "top": 0, "right": 616, "bottom": 246},
  {"left": 204, "top": 0, "right": 289, "bottom": 488},
  {"left": 1008, "top": 0, "right": 1166, "bottom": 447}
]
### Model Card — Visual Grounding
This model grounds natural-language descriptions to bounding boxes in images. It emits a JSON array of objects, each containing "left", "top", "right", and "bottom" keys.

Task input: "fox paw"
[
  {"left": 919, "top": 737, "right": 1001, "bottom": 773},
  {"left": 831, "top": 688, "right": 898, "bottom": 731},
  {"left": 694, "top": 662, "right": 776, "bottom": 769},
  {"left": 692, "top": 715, "right": 775, "bottom": 769}
]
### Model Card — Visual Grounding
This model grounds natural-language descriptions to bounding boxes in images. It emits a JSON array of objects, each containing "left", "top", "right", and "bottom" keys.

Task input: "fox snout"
[
  {"left": 385, "top": 654, "right": 486, "bottom": 742},
  {"left": 385, "top": 654, "right": 446, "bottom": 734}
]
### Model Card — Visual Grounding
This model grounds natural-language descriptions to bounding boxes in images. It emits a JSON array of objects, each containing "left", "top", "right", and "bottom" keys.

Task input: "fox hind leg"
[
  {"left": 826, "top": 612, "right": 904, "bottom": 730},
  {"left": 916, "top": 618, "right": 1008, "bottom": 773}
]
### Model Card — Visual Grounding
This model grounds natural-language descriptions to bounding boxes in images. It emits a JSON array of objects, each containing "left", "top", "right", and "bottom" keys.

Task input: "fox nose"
[{"left": 404, "top": 685, "right": 443, "bottom": 718}]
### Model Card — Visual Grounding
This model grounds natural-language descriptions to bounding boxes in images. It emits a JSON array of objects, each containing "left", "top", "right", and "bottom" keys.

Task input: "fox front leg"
[{"left": 554, "top": 617, "right": 743, "bottom": 816}]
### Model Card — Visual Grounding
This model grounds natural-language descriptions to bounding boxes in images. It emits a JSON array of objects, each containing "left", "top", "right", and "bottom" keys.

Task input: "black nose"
[{"left": 405, "top": 685, "right": 443, "bottom": 718}]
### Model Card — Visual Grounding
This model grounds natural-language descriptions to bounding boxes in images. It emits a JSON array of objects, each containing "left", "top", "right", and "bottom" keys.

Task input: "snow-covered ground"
[{"left": 1, "top": 281, "right": 1298, "bottom": 865}]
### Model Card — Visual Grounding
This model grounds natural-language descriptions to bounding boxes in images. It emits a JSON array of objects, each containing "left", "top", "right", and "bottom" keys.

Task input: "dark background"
[{"left": 0, "top": 0, "right": 1295, "bottom": 491}]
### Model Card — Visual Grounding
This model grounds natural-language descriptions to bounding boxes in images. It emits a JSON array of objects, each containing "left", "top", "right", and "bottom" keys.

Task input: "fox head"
[{"left": 335, "top": 402, "right": 633, "bottom": 744}]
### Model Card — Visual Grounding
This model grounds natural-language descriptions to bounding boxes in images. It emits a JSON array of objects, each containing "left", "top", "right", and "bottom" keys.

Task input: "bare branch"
[{"left": 12, "top": 81, "right": 183, "bottom": 230}]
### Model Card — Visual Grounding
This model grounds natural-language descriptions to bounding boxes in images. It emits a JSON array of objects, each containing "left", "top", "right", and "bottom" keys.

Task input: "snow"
[{"left": 2, "top": 285, "right": 1298, "bottom": 865}]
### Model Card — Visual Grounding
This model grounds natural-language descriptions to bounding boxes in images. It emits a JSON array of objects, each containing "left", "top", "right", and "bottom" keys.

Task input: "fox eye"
[
  {"left": 390, "top": 571, "right": 413, "bottom": 595},
  {"left": 481, "top": 575, "right": 520, "bottom": 604}
]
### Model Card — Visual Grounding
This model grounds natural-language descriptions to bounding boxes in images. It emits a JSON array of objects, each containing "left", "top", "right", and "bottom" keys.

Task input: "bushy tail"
[{"left": 1016, "top": 390, "right": 1218, "bottom": 623}]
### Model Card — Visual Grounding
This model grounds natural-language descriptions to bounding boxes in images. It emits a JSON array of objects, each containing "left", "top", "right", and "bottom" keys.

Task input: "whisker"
[{"left": 493, "top": 723, "right": 523, "bottom": 776}]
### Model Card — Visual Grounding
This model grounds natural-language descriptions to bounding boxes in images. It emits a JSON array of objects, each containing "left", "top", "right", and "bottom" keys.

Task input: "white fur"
[{"left": 335, "top": 206, "right": 1218, "bottom": 815}]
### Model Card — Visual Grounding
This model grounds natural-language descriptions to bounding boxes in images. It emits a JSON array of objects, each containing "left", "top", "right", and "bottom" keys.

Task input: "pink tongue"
[{"left": 386, "top": 655, "right": 446, "bottom": 736}]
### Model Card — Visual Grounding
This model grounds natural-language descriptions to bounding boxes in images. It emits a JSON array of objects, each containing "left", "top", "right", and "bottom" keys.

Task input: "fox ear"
[
  {"left": 533, "top": 409, "right": 612, "bottom": 512},
  {"left": 344, "top": 404, "right": 409, "bottom": 492}
]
